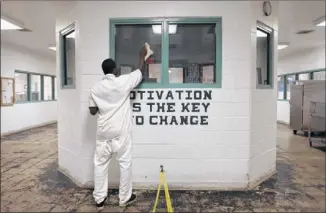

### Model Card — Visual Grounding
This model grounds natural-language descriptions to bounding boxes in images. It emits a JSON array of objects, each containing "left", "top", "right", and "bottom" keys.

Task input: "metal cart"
[
  {"left": 290, "top": 80, "right": 326, "bottom": 136},
  {"left": 308, "top": 101, "right": 326, "bottom": 147}
]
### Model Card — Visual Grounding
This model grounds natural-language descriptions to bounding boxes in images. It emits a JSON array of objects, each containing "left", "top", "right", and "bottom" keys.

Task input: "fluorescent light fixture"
[
  {"left": 66, "top": 31, "right": 75, "bottom": 38},
  {"left": 169, "top": 25, "right": 177, "bottom": 34},
  {"left": 317, "top": 20, "right": 325, "bottom": 26},
  {"left": 278, "top": 42, "right": 289, "bottom": 50},
  {"left": 152, "top": 25, "right": 177, "bottom": 34},
  {"left": 315, "top": 16, "right": 325, "bottom": 26},
  {"left": 1, "top": 18, "right": 23, "bottom": 30},
  {"left": 256, "top": 30, "right": 267, "bottom": 37},
  {"left": 278, "top": 44, "right": 288, "bottom": 50},
  {"left": 48, "top": 46, "right": 56, "bottom": 51}
]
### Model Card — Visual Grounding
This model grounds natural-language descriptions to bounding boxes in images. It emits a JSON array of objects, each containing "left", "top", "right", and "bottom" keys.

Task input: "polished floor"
[{"left": 1, "top": 123, "right": 325, "bottom": 212}]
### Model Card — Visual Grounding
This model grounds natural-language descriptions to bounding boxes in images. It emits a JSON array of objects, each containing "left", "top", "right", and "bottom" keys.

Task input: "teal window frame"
[
  {"left": 59, "top": 23, "right": 75, "bottom": 89},
  {"left": 14, "top": 70, "right": 57, "bottom": 104},
  {"left": 14, "top": 70, "right": 30, "bottom": 103},
  {"left": 277, "top": 68, "right": 326, "bottom": 101},
  {"left": 42, "top": 75, "right": 55, "bottom": 101},
  {"left": 256, "top": 21, "right": 274, "bottom": 89},
  {"left": 109, "top": 17, "right": 222, "bottom": 89},
  {"left": 30, "top": 73, "right": 42, "bottom": 102}
]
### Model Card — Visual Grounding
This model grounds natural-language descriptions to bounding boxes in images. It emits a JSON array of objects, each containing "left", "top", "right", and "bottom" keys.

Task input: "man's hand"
[{"left": 89, "top": 107, "right": 99, "bottom": 115}]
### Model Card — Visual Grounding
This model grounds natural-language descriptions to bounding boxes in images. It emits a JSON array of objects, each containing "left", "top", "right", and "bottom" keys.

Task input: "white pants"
[{"left": 93, "top": 134, "right": 132, "bottom": 205}]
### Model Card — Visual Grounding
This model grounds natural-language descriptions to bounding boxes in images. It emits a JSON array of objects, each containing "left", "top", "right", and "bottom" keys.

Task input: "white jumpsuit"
[{"left": 89, "top": 70, "right": 142, "bottom": 205}]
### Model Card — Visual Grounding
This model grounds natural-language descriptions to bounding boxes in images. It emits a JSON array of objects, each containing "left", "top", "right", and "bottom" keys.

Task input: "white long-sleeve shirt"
[{"left": 89, "top": 70, "right": 142, "bottom": 146}]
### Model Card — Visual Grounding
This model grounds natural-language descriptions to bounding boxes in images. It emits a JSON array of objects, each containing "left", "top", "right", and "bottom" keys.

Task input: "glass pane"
[
  {"left": 14, "top": 72, "right": 28, "bottom": 102},
  {"left": 115, "top": 24, "right": 162, "bottom": 83},
  {"left": 31, "top": 75, "right": 41, "bottom": 101},
  {"left": 313, "top": 71, "right": 326, "bottom": 80},
  {"left": 169, "top": 23, "right": 216, "bottom": 84},
  {"left": 44, "top": 76, "right": 53, "bottom": 100},
  {"left": 277, "top": 76, "right": 285, "bottom": 99},
  {"left": 54, "top": 77, "right": 57, "bottom": 100},
  {"left": 298, "top": 73, "right": 309, "bottom": 80},
  {"left": 286, "top": 75, "right": 296, "bottom": 100},
  {"left": 63, "top": 30, "right": 75, "bottom": 86},
  {"left": 256, "top": 28, "right": 270, "bottom": 85}
]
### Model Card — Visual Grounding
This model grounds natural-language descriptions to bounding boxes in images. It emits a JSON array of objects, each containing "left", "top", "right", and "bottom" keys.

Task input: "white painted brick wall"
[
  {"left": 57, "top": 1, "right": 277, "bottom": 189},
  {"left": 248, "top": 1, "right": 278, "bottom": 183}
]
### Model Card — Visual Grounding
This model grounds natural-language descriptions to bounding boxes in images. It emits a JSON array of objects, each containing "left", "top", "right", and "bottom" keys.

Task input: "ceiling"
[
  {"left": 0, "top": 1, "right": 74, "bottom": 58},
  {"left": 1, "top": 1, "right": 325, "bottom": 59},
  {"left": 278, "top": 1, "right": 325, "bottom": 58}
]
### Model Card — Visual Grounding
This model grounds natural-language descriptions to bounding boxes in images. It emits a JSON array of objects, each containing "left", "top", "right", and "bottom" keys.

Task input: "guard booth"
[{"left": 56, "top": 1, "right": 278, "bottom": 190}]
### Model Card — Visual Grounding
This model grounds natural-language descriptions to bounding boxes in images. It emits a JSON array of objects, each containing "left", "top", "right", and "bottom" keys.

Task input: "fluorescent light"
[
  {"left": 48, "top": 46, "right": 56, "bottom": 51},
  {"left": 278, "top": 42, "right": 289, "bottom": 50},
  {"left": 66, "top": 31, "right": 75, "bottom": 38},
  {"left": 278, "top": 44, "right": 288, "bottom": 50},
  {"left": 169, "top": 25, "right": 177, "bottom": 34},
  {"left": 152, "top": 25, "right": 177, "bottom": 34},
  {"left": 1, "top": 18, "right": 23, "bottom": 30},
  {"left": 256, "top": 30, "right": 267, "bottom": 37},
  {"left": 316, "top": 20, "right": 325, "bottom": 26},
  {"left": 152, "top": 25, "right": 161, "bottom": 34}
]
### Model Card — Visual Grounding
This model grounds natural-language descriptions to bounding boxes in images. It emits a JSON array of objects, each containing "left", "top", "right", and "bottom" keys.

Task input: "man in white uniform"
[{"left": 89, "top": 47, "right": 147, "bottom": 211}]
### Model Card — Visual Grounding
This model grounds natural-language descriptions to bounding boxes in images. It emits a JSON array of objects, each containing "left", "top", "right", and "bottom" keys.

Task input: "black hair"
[{"left": 102, "top": 58, "right": 116, "bottom": 75}]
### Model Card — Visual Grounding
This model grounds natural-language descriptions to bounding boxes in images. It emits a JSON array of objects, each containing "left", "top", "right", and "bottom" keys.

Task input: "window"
[
  {"left": 298, "top": 73, "right": 309, "bottom": 81},
  {"left": 30, "top": 74, "right": 41, "bottom": 101},
  {"left": 110, "top": 18, "right": 222, "bottom": 88},
  {"left": 54, "top": 77, "right": 57, "bottom": 100},
  {"left": 169, "top": 23, "right": 216, "bottom": 84},
  {"left": 313, "top": 71, "right": 326, "bottom": 80},
  {"left": 43, "top": 76, "right": 53, "bottom": 101},
  {"left": 14, "top": 72, "right": 28, "bottom": 102},
  {"left": 285, "top": 75, "right": 296, "bottom": 100},
  {"left": 277, "top": 76, "right": 285, "bottom": 100},
  {"left": 256, "top": 23, "right": 273, "bottom": 88},
  {"left": 115, "top": 24, "right": 162, "bottom": 83},
  {"left": 14, "top": 71, "right": 56, "bottom": 103},
  {"left": 60, "top": 24, "right": 75, "bottom": 88},
  {"left": 278, "top": 69, "right": 326, "bottom": 101}
]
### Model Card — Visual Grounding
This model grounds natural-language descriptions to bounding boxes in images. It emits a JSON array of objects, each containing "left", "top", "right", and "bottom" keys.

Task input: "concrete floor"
[{"left": 1, "top": 123, "right": 325, "bottom": 212}]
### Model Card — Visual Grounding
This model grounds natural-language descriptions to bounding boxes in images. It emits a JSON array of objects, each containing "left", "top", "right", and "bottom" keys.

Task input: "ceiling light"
[
  {"left": 278, "top": 44, "right": 288, "bottom": 50},
  {"left": 66, "top": 31, "right": 75, "bottom": 38},
  {"left": 48, "top": 46, "right": 56, "bottom": 51},
  {"left": 256, "top": 30, "right": 267, "bottom": 37},
  {"left": 315, "top": 16, "right": 325, "bottom": 27},
  {"left": 152, "top": 25, "right": 177, "bottom": 34},
  {"left": 278, "top": 42, "right": 289, "bottom": 50},
  {"left": 316, "top": 20, "right": 325, "bottom": 26},
  {"left": 1, "top": 18, "right": 23, "bottom": 30},
  {"left": 169, "top": 25, "right": 177, "bottom": 34}
]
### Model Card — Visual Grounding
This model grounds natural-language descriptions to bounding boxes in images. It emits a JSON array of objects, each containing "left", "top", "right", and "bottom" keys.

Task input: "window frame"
[
  {"left": 256, "top": 21, "right": 274, "bottom": 89},
  {"left": 30, "top": 73, "right": 42, "bottom": 102},
  {"left": 14, "top": 70, "right": 30, "bottom": 103},
  {"left": 14, "top": 70, "right": 57, "bottom": 104},
  {"left": 109, "top": 17, "right": 222, "bottom": 88},
  {"left": 277, "top": 68, "right": 326, "bottom": 101},
  {"left": 59, "top": 23, "right": 76, "bottom": 89},
  {"left": 42, "top": 74, "right": 55, "bottom": 101}
]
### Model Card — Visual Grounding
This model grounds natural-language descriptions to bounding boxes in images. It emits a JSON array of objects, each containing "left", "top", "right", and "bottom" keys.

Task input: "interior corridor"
[{"left": 1, "top": 124, "right": 325, "bottom": 212}]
